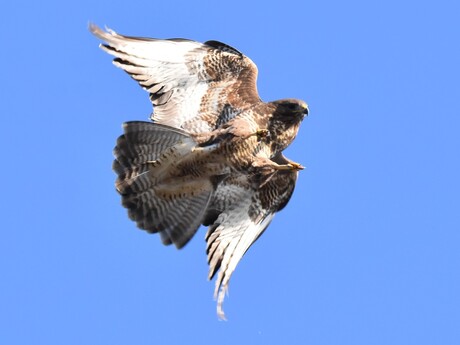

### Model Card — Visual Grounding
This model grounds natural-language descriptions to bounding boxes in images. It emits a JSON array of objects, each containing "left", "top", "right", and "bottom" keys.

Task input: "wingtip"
[
  {"left": 216, "top": 295, "right": 228, "bottom": 321},
  {"left": 88, "top": 22, "right": 101, "bottom": 35},
  {"left": 217, "top": 309, "right": 227, "bottom": 321},
  {"left": 88, "top": 22, "right": 116, "bottom": 39},
  {"left": 215, "top": 279, "right": 229, "bottom": 321}
]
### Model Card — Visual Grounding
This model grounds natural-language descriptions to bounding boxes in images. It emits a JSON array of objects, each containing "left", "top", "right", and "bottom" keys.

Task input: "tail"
[{"left": 113, "top": 121, "right": 213, "bottom": 248}]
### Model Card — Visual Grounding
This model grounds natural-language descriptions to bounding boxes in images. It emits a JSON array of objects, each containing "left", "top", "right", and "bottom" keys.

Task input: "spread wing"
[
  {"left": 203, "top": 153, "right": 298, "bottom": 319},
  {"left": 90, "top": 24, "right": 261, "bottom": 133}
]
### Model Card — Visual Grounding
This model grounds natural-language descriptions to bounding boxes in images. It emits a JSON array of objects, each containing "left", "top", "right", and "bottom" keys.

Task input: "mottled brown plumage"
[{"left": 90, "top": 24, "right": 308, "bottom": 319}]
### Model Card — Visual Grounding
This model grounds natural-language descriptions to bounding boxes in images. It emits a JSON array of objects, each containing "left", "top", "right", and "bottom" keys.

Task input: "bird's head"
[
  {"left": 272, "top": 99, "right": 309, "bottom": 119},
  {"left": 266, "top": 98, "right": 309, "bottom": 153}
]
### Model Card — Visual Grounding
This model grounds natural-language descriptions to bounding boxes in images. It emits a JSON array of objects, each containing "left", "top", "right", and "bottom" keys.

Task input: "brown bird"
[{"left": 90, "top": 24, "right": 309, "bottom": 319}]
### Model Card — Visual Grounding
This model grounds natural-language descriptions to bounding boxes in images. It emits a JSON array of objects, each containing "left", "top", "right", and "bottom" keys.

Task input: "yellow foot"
[
  {"left": 288, "top": 162, "right": 305, "bottom": 171},
  {"left": 256, "top": 129, "right": 270, "bottom": 139},
  {"left": 242, "top": 128, "right": 270, "bottom": 140},
  {"left": 276, "top": 162, "right": 305, "bottom": 171}
]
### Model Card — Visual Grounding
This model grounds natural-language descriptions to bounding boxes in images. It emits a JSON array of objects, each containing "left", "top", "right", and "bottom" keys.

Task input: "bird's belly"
[
  {"left": 148, "top": 135, "right": 270, "bottom": 186},
  {"left": 215, "top": 137, "right": 271, "bottom": 170}
]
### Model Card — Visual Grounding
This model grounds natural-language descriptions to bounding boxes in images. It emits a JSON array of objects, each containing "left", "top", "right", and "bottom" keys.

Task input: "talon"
[
  {"left": 288, "top": 162, "right": 304, "bottom": 171},
  {"left": 242, "top": 128, "right": 270, "bottom": 140},
  {"left": 256, "top": 129, "right": 269, "bottom": 138},
  {"left": 276, "top": 162, "right": 304, "bottom": 171}
]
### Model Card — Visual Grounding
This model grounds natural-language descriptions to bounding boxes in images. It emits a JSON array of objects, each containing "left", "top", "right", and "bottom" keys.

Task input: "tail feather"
[
  {"left": 114, "top": 121, "right": 190, "bottom": 169},
  {"left": 121, "top": 183, "right": 212, "bottom": 248},
  {"left": 116, "top": 168, "right": 153, "bottom": 195},
  {"left": 157, "top": 190, "right": 212, "bottom": 248},
  {"left": 113, "top": 121, "right": 213, "bottom": 248}
]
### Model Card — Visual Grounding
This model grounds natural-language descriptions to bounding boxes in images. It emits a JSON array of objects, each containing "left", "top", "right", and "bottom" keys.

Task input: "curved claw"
[
  {"left": 256, "top": 129, "right": 270, "bottom": 139},
  {"left": 242, "top": 128, "right": 270, "bottom": 140},
  {"left": 273, "top": 162, "right": 305, "bottom": 171},
  {"left": 288, "top": 162, "right": 304, "bottom": 171}
]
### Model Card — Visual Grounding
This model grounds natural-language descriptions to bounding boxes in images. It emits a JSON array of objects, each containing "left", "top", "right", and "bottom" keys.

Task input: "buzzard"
[{"left": 90, "top": 24, "right": 309, "bottom": 319}]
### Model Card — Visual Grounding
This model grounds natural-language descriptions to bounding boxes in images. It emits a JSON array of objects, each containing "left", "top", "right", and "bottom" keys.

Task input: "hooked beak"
[{"left": 302, "top": 104, "right": 309, "bottom": 116}]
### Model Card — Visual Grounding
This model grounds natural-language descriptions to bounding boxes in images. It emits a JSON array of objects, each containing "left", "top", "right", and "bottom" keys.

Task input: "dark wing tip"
[{"left": 204, "top": 40, "right": 243, "bottom": 57}]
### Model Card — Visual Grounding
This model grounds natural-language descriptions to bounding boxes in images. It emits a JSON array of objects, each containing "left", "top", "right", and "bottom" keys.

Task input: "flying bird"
[{"left": 90, "top": 24, "right": 309, "bottom": 319}]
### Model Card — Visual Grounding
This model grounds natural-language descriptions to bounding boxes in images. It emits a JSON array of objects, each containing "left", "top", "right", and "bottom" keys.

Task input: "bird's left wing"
[
  {"left": 90, "top": 24, "right": 260, "bottom": 133},
  {"left": 204, "top": 154, "right": 298, "bottom": 319}
]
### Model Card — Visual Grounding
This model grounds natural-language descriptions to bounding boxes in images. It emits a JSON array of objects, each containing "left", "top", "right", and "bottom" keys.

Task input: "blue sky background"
[{"left": 1, "top": 1, "right": 459, "bottom": 344}]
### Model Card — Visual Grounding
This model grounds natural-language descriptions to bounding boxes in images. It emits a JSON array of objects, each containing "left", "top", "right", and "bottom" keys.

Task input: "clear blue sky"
[{"left": 1, "top": 1, "right": 459, "bottom": 344}]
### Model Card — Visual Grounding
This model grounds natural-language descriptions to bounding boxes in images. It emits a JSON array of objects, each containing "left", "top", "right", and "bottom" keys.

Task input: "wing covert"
[{"left": 90, "top": 24, "right": 261, "bottom": 133}]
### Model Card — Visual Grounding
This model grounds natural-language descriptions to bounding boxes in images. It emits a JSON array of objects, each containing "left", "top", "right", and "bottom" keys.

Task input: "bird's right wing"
[{"left": 204, "top": 155, "right": 298, "bottom": 319}]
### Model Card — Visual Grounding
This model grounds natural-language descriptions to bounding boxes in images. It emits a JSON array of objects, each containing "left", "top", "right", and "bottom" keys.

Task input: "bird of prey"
[{"left": 90, "top": 24, "right": 309, "bottom": 319}]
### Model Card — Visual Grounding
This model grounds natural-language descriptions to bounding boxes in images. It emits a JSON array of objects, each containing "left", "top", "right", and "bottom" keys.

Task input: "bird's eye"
[{"left": 287, "top": 103, "right": 297, "bottom": 110}]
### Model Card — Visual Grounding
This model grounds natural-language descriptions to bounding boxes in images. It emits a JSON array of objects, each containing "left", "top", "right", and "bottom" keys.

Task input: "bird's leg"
[
  {"left": 191, "top": 143, "right": 220, "bottom": 153},
  {"left": 252, "top": 157, "right": 304, "bottom": 171},
  {"left": 189, "top": 127, "right": 231, "bottom": 154},
  {"left": 276, "top": 161, "right": 304, "bottom": 171},
  {"left": 191, "top": 128, "right": 228, "bottom": 146},
  {"left": 222, "top": 117, "right": 270, "bottom": 141}
]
